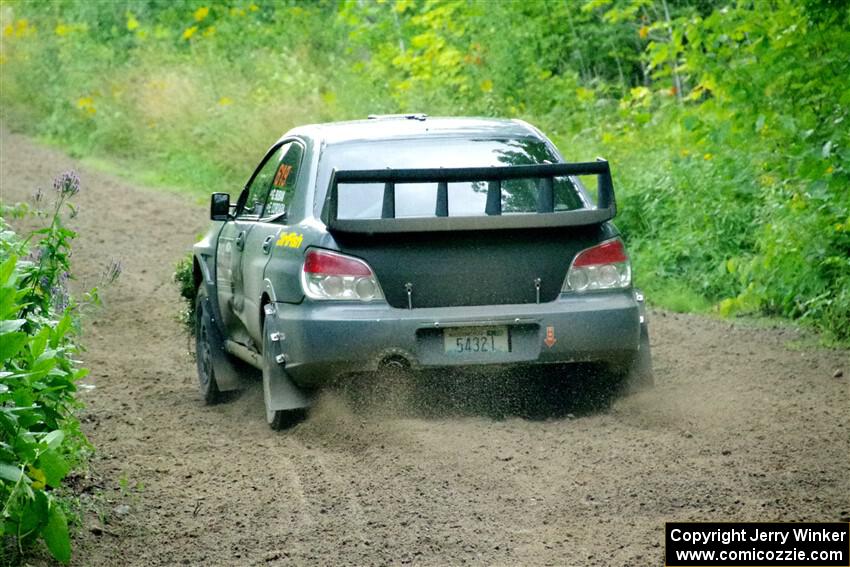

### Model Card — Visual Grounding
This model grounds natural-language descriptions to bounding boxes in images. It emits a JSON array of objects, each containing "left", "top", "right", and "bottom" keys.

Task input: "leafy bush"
[{"left": 0, "top": 172, "right": 117, "bottom": 564}]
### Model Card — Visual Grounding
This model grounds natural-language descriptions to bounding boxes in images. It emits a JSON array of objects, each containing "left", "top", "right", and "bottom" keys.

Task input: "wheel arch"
[
  {"left": 193, "top": 256, "right": 204, "bottom": 290},
  {"left": 260, "top": 291, "right": 272, "bottom": 337}
]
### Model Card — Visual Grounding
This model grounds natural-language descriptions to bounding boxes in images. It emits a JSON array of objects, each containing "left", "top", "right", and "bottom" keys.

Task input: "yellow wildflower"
[
  {"left": 703, "top": 153, "right": 713, "bottom": 161},
  {"left": 55, "top": 23, "right": 71, "bottom": 36},
  {"left": 11, "top": 19, "right": 35, "bottom": 38},
  {"left": 76, "top": 96, "right": 96, "bottom": 116},
  {"left": 230, "top": 7, "right": 246, "bottom": 17},
  {"left": 203, "top": 25, "right": 216, "bottom": 37},
  {"left": 249, "top": 3, "right": 259, "bottom": 11},
  {"left": 576, "top": 86, "right": 595, "bottom": 103},
  {"left": 126, "top": 14, "right": 139, "bottom": 31},
  {"left": 638, "top": 25, "right": 648, "bottom": 39},
  {"left": 194, "top": 6, "right": 210, "bottom": 22},
  {"left": 2, "top": 24, "right": 13, "bottom": 37},
  {"left": 394, "top": 0, "right": 414, "bottom": 13},
  {"left": 218, "top": 96, "right": 233, "bottom": 106},
  {"left": 480, "top": 79, "right": 493, "bottom": 93},
  {"left": 182, "top": 25, "right": 198, "bottom": 40},
  {"left": 826, "top": 166, "right": 834, "bottom": 174}
]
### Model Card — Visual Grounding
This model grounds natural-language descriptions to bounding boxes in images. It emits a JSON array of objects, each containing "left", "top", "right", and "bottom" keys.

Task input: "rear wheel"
[{"left": 195, "top": 286, "right": 221, "bottom": 405}]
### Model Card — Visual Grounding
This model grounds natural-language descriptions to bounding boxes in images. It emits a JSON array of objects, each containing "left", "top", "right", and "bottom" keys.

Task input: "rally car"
[{"left": 191, "top": 115, "right": 652, "bottom": 429}]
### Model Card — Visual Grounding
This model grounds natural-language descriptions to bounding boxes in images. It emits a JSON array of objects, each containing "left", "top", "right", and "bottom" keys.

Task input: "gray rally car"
[{"left": 191, "top": 115, "right": 652, "bottom": 429}]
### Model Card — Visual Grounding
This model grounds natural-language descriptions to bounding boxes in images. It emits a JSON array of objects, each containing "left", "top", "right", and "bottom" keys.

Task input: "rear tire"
[
  {"left": 195, "top": 286, "right": 222, "bottom": 405},
  {"left": 623, "top": 327, "right": 654, "bottom": 393},
  {"left": 262, "top": 319, "right": 307, "bottom": 431}
]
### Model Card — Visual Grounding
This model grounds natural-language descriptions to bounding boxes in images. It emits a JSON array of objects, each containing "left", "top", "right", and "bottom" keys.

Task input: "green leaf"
[
  {"left": 30, "top": 327, "right": 50, "bottom": 359},
  {"left": 41, "top": 430, "right": 64, "bottom": 451},
  {"left": 0, "top": 287, "right": 17, "bottom": 319},
  {"left": 50, "top": 313, "right": 73, "bottom": 348},
  {"left": 0, "top": 332, "right": 28, "bottom": 362},
  {"left": 38, "top": 450, "right": 69, "bottom": 487},
  {"left": 0, "top": 462, "right": 25, "bottom": 482},
  {"left": 42, "top": 502, "right": 71, "bottom": 564},
  {"left": 19, "top": 490, "right": 49, "bottom": 536},
  {"left": 0, "top": 255, "right": 16, "bottom": 286},
  {"left": 0, "top": 319, "right": 26, "bottom": 334}
]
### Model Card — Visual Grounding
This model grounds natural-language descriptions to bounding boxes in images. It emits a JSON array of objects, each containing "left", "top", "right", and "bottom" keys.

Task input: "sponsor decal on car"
[
  {"left": 273, "top": 163, "right": 293, "bottom": 188},
  {"left": 276, "top": 231, "right": 303, "bottom": 249}
]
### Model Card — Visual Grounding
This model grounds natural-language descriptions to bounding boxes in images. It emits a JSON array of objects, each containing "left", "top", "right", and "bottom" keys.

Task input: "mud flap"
[
  {"left": 263, "top": 310, "right": 313, "bottom": 411},
  {"left": 623, "top": 326, "right": 654, "bottom": 393},
  {"left": 201, "top": 294, "right": 243, "bottom": 392}
]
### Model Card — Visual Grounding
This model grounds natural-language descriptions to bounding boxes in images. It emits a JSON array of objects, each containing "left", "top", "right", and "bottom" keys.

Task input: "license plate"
[{"left": 443, "top": 326, "right": 510, "bottom": 355}]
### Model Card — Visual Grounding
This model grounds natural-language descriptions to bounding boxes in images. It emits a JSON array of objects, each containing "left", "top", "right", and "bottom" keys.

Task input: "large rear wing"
[{"left": 322, "top": 159, "right": 616, "bottom": 234}]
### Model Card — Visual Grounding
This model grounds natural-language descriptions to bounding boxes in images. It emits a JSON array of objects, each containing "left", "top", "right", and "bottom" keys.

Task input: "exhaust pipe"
[{"left": 379, "top": 354, "right": 411, "bottom": 371}]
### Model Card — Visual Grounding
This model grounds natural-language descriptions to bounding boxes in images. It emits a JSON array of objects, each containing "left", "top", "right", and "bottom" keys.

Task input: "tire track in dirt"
[{"left": 1, "top": 127, "right": 848, "bottom": 566}]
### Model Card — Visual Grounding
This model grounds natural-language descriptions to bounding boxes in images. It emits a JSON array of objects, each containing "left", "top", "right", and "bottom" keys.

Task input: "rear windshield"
[{"left": 315, "top": 137, "right": 588, "bottom": 219}]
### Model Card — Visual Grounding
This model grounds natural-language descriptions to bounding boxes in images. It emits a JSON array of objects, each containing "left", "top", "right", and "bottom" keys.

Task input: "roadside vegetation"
[
  {"left": 0, "top": 0, "right": 847, "bottom": 341},
  {"left": 0, "top": 172, "right": 121, "bottom": 564}
]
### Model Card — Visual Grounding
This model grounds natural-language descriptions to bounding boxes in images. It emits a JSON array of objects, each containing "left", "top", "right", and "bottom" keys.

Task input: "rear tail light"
[
  {"left": 301, "top": 248, "right": 384, "bottom": 302},
  {"left": 563, "top": 238, "right": 631, "bottom": 292}
]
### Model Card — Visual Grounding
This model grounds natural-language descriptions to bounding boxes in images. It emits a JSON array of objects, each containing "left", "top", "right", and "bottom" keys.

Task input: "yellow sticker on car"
[{"left": 276, "top": 231, "right": 303, "bottom": 249}]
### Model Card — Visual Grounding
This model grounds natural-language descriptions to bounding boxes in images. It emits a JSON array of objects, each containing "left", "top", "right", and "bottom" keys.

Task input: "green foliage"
[
  {"left": 1, "top": 0, "right": 848, "bottom": 340},
  {"left": 173, "top": 253, "right": 197, "bottom": 336},
  {"left": 0, "top": 176, "right": 101, "bottom": 564}
]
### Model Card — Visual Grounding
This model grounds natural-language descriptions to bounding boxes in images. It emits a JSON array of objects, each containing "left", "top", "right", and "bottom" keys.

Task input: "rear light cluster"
[
  {"left": 301, "top": 248, "right": 384, "bottom": 302},
  {"left": 563, "top": 238, "right": 631, "bottom": 292}
]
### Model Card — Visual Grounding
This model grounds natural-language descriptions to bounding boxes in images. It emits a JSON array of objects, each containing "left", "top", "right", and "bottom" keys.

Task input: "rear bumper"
[{"left": 267, "top": 290, "right": 644, "bottom": 387}]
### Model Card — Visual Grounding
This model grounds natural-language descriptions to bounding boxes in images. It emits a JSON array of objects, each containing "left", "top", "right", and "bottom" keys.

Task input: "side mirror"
[{"left": 210, "top": 192, "right": 231, "bottom": 221}]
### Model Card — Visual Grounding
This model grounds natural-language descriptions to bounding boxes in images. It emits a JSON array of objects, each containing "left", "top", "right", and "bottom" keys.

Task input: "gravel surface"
[{"left": 2, "top": 128, "right": 848, "bottom": 566}]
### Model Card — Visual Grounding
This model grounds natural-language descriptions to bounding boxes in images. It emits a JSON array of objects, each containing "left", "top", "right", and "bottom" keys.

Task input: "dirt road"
[{"left": 1, "top": 128, "right": 848, "bottom": 566}]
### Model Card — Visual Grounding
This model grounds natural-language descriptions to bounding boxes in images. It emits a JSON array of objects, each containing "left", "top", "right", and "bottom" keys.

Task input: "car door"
[
  {"left": 239, "top": 141, "right": 306, "bottom": 345},
  {"left": 217, "top": 141, "right": 305, "bottom": 347},
  {"left": 216, "top": 143, "right": 288, "bottom": 343}
]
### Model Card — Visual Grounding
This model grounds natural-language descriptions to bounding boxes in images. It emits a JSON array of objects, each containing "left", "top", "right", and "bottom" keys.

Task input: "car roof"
[{"left": 283, "top": 116, "right": 544, "bottom": 146}]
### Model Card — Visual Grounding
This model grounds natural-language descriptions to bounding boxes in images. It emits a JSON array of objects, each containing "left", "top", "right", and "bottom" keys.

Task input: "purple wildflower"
[
  {"left": 51, "top": 284, "right": 70, "bottom": 313},
  {"left": 53, "top": 170, "right": 81, "bottom": 197}
]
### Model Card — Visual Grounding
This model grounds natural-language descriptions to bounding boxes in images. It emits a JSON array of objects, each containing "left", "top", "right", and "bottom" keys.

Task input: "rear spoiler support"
[{"left": 324, "top": 159, "right": 617, "bottom": 234}]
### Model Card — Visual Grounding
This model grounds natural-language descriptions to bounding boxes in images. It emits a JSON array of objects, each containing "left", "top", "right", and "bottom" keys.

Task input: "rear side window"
[
  {"left": 239, "top": 141, "right": 304, "bottom": 219},
  {"left": 319, "top": 138, "right": 587, "bottom": 219},
  {"left": 264, "top": 142, "right": 303, "bottom": 218},
  {"left": 241, "top": 144, "right": 287, "bottom": 218}
]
